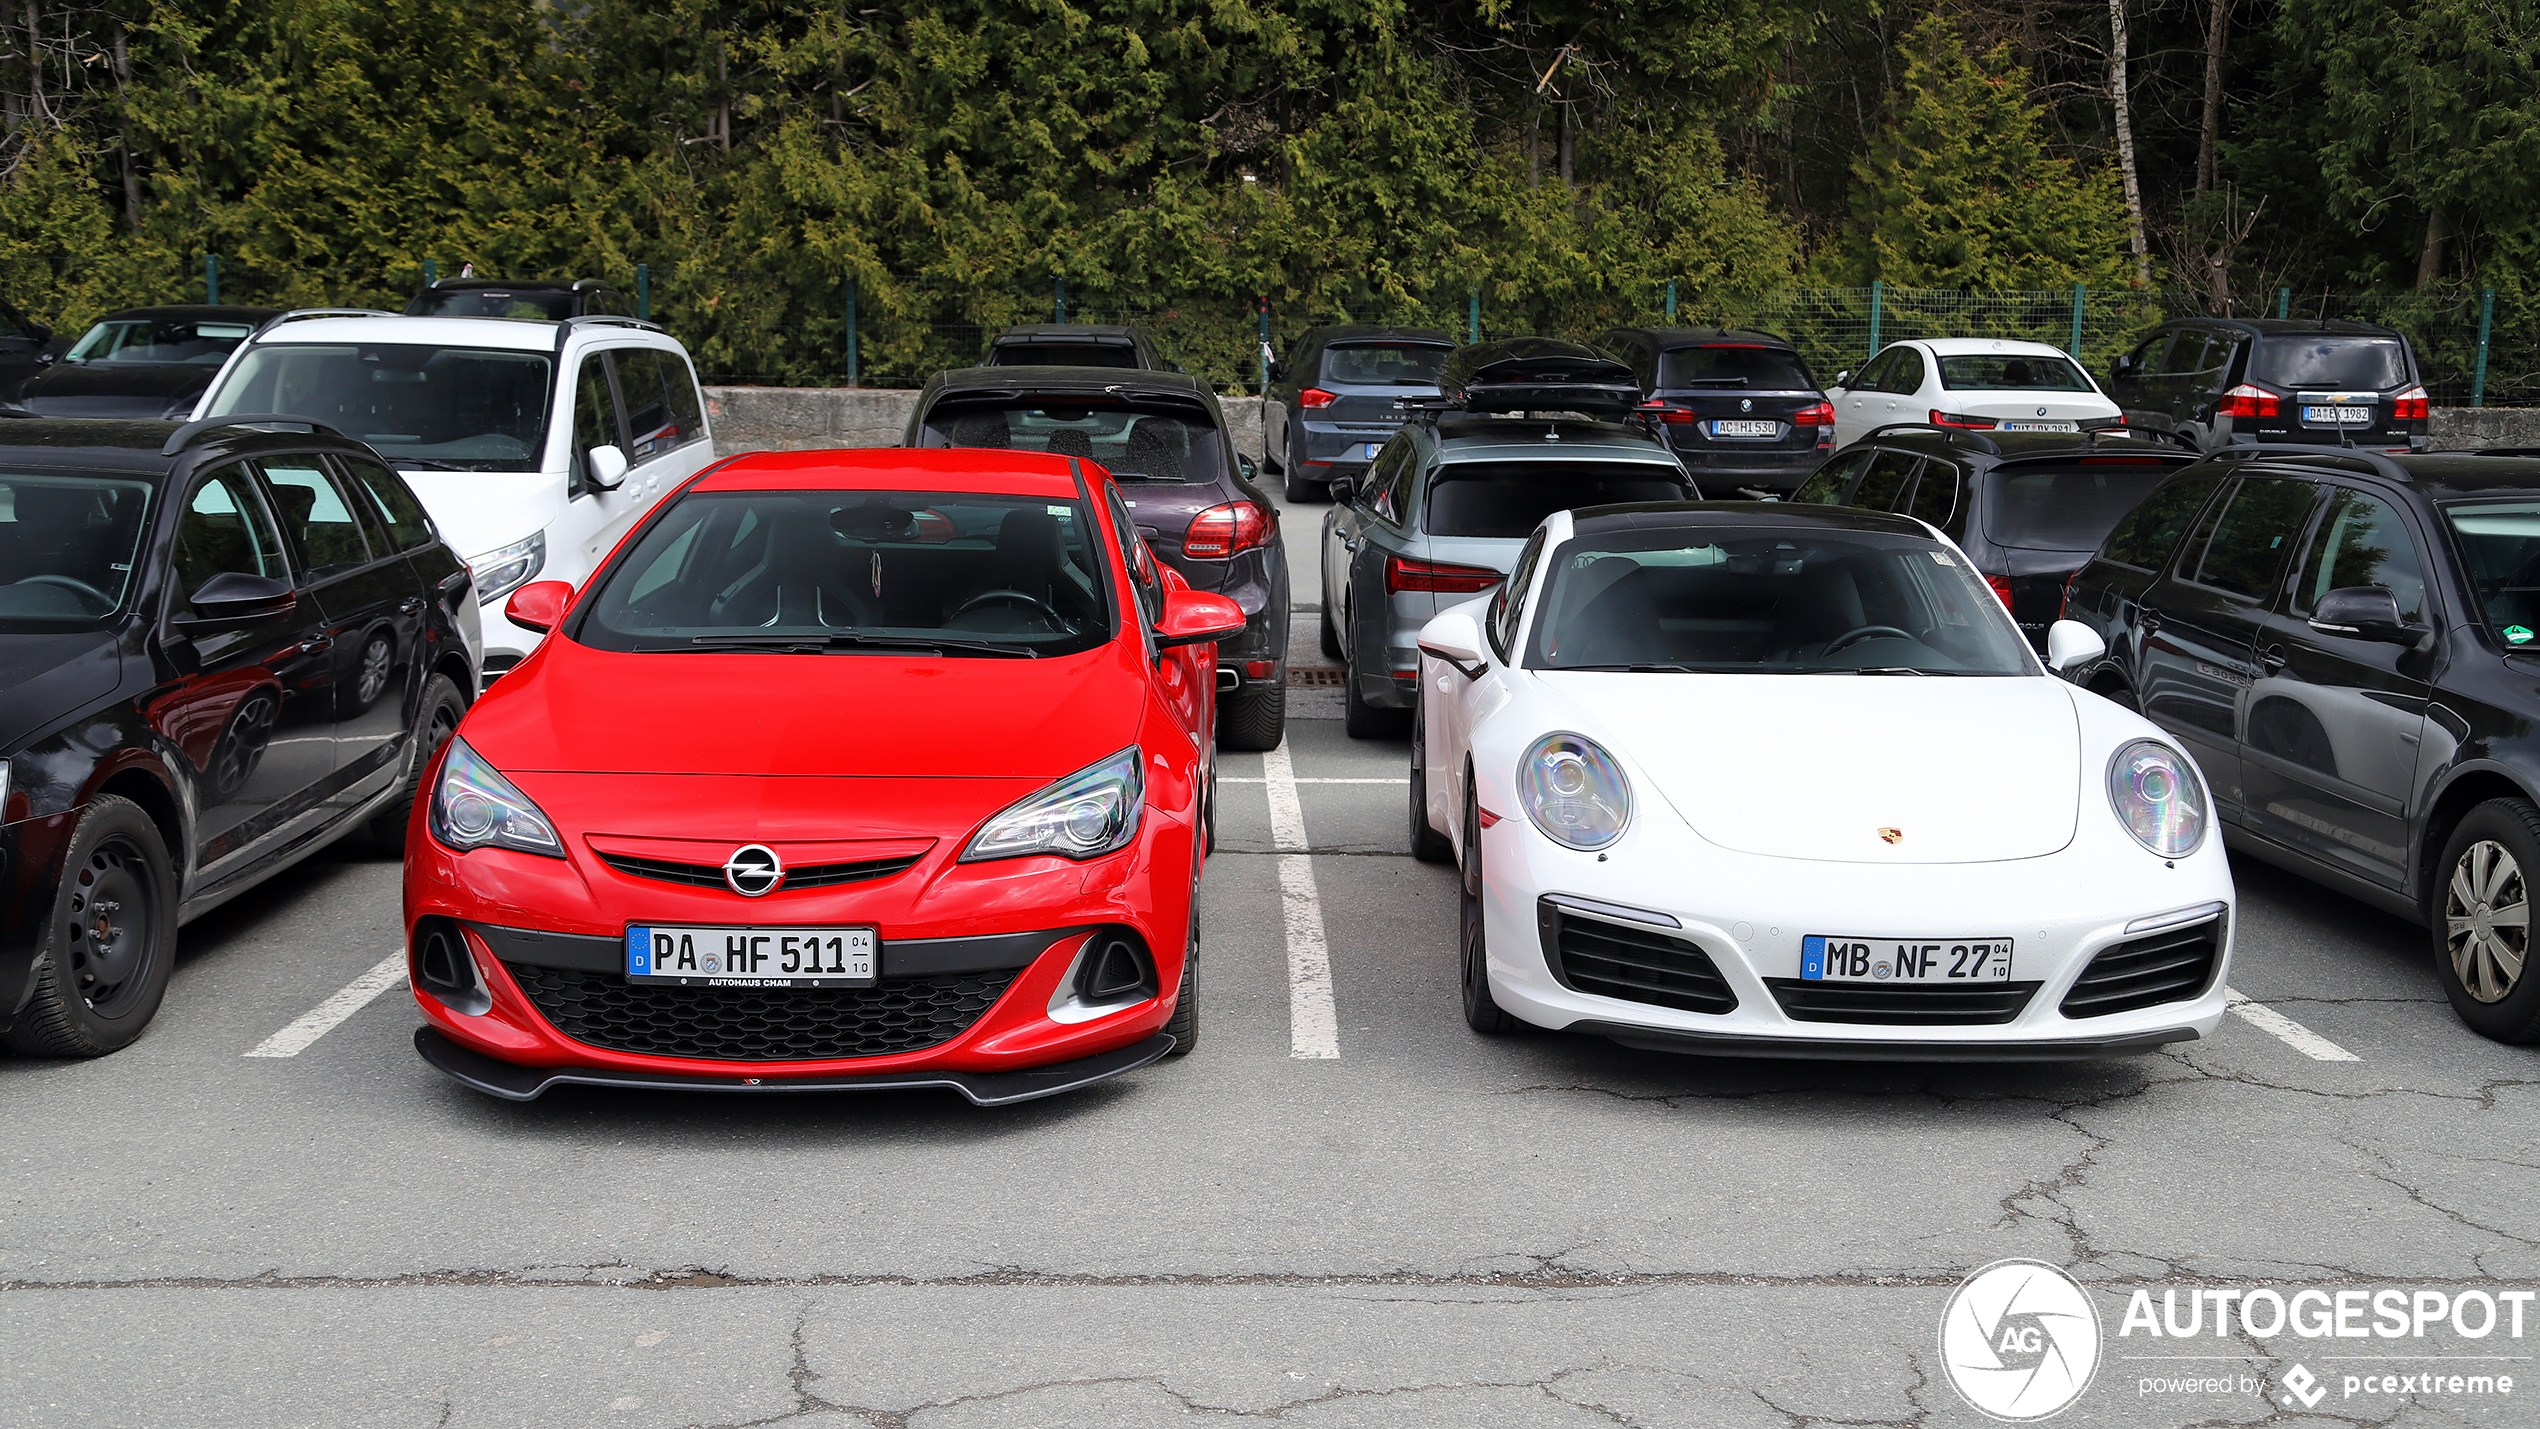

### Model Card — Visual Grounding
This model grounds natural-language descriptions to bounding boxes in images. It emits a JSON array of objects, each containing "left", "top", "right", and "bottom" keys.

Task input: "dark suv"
[
  {"left": 1, "top": 416, "right": 479, "bottom": 1056},
  {"left": 1594, "top": 326, "right": 1834, "bottom": 494},
  {"left": 985, "top": 324, "right": 1177, "bottom": 372},
  {"left": 1790, "top": 428, "right": 2199, "bottom": 649},
  {"left": 2108, "top": 318, "right": 2429, "bottom": 454},
  {"left": 904, "top": 365, "right": 1292, "bottom": 749},
  {"left": 1263, "top": 325, "right": 1456, "bottom": 502},
  {"left": 2060, "top": 446, "right": 2540, "bottom": 1043}
]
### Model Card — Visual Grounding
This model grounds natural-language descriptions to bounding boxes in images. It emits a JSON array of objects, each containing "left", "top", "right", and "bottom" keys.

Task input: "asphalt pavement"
[{"left": 2, "top": 486, "right": 2536, "bottom": 1428}]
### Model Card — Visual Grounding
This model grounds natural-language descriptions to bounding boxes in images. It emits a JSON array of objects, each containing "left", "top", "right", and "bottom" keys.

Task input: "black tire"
[
  {"left": 1283, "top": 465, "right": 1326, "bottom": 504},
  {"left": 2432, "top": 799, "right": 2540, "bottom": 1043},
  {"left": 1343, "top": 647, "right": 1407, "bottom": 739},
  {"left": 1319, "top": 605, "right": 1342, "bottom": 660},
  {"left": 4, "top": 795, "right": 180, "bottom": 1057},
  {"left": 1217, "top": 680, "right": 1287, "bottom": 752},
  {"left": 1164, "top": 907, "right": 1199, "bottom": 1057},
  {"left": 1460, "top": 792, "right": 1518, "bottom": 1034},
  {"left": 2092, "top": 678, "right": 2140, "bottom": 714},
  {"left": 1409, "top": 705, "right": 1454, "bottom": 863},
  {"left": 364, "top": 673, "right": 466, "bottom": 857}
]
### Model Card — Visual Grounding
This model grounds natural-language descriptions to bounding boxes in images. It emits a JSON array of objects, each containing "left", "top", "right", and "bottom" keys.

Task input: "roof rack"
[
  {"left": 2209, "top": 442, "right": 2413, "bottom": 480},
  {"left": 160, "top": 413, "right": 349, "bottom": 456},
  {"left": 259, "top": 308, "right": 400, "bottom": 332}
]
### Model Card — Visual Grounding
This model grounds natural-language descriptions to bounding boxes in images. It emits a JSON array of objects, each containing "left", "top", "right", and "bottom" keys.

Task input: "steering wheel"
[
  {"left": 18, "top": 574, "right": 112, "bottom": 609},
  {"left": 950, "top": 589, "right": 1064, "bottom": 629},
  {"left": 1823, "top": 624, "right": 1918, "bottom": 654}
]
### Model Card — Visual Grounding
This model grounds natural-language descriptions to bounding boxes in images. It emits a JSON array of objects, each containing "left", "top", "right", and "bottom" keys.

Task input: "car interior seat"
[{"left": 1044, "top": 429, "right": 1097, "bottom": 462}]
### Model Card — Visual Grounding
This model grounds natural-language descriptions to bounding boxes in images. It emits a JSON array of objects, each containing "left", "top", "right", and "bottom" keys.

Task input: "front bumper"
[
  {"left": 416, "top": 1024, "right": 1173, "bottom": 1102},
  {"left": 0, "top": 811, "right": 75, "bottom": 1027}
]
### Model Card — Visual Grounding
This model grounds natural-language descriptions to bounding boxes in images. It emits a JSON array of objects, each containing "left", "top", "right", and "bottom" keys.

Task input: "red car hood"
[{"left": 464, "top": 637, "right": 1146, "bottom": 779}]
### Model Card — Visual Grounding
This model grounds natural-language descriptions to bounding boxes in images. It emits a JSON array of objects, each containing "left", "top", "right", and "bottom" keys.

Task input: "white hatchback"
[
  {"left": 1411, "top": 501, "right": 2234, "bottom": 1059},
  {"left": 1827, "top": 337, "right": 2124, "bottom": 448},
  {"left": 191, "top": 311, "right": 717, "bottom": 683}
]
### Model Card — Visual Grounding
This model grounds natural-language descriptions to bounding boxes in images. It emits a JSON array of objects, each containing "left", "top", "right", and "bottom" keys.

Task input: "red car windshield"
[{"left": 577, "top": 489, "right": 1118, "bottom": 657}]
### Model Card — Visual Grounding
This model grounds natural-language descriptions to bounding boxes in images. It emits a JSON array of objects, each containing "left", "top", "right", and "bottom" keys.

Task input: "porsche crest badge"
[{"left": 1877, "top": 827, "right": 1904, "bottom": 844}]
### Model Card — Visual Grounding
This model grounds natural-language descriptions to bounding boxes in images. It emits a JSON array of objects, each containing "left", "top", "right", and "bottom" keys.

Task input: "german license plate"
[
  {"left": 1710, "top": 419, "right": 1777, "bottom": 438},
  {"left": 626, "top": 924, "right": 877, "bottom": 987},
  {"left": 1801, "top": 935, "right": 2014, "bottom": 983},
  {"left": 2304, "top": 405, "right": 2373, "bottom": 425},
  {"left": 1999, "top": 420, "right": 2078, "bottom": 432},
  {"left": 1360, "top": 442, "right": 1386, "bottom": 460}
]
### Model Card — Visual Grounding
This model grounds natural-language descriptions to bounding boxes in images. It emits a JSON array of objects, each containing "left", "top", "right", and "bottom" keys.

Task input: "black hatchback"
[
  {"left": 0, "top": 416, "right": 478, "bottom": 1055},
  {"left": 1789, "top": 428, "right": 2200, "bottom": 649},
  {"left": 2, "top": 306, "right": 281, "bottom": 421},
  {"left": 2060, "top": 445, "right": 2540, "bottom": 1043},
  {"left": 2107, "top": 318, "right": 2430, "bottom": 454},
  {"left": 1596, "top": 326, "right": 1835, "bottom": 494}
]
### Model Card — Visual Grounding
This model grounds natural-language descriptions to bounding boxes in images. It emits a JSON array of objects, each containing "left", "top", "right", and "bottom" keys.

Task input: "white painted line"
[
  {"left": 1262, "top": 742, "right": 1340, "bottom": 1060},
  {"left": 246, "top": 953, "right": 409, "bottom": 1058},
  {"left": 2224, "top": 986, "right": 2360, "bottom": 1062},
  {"left": 1219, "top": 777, "right": 1407, "bottom": 785}
]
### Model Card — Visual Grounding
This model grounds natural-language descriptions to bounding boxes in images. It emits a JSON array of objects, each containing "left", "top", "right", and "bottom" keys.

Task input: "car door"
[
  {"left": 2110, "top": 331, "right": 2169, "bottom": 427},
  {"left": 1834, "top": 349, "right": 1896, "bottom": 447},
  {"left": 258, "top": 454, "right": 424, "bottom": 808},
  {"left": 2134, "top": 475, "right": 2324, "bottom": 813},
  {"left": 2242, "top": 485, "right": 2436, "bottom": 886},
  {"left": 2160, "top": 330, "right": 2216, "bottom": 432},
  {"left": 1434, "top": 526, "right": 1547, "bottom": 844},
  {"left": 1847, "top": 448, "right": 1923, "bottom": 513},
  {"left": 1792, "top": 448, "right": 1876, "bottom": 505},
  {"left": 155, "top": 462, "right": 346, "bottom": 880},
  {"left": 1325, "top": 435, "right": 1407, "bottom": 653},
  {"left": 1880, "top": 347, "right": 1928, "bottom": 436},
  {"left": 1346, "top": 441, "right": 1424, "bottom": 668},
  {"left": 551, "top": 347, "right": 643, "bottom": 577},
  {"left": 611, "top": 346, "right": 713, "bottom": 510},
  {"left": 1105, "top": 480, "right": 1211, "bottom": 745}
]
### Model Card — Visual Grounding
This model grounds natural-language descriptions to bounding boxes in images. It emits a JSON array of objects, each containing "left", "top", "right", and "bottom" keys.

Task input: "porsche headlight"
[
  {"left": 962, "top": 747, "right": 1144, "bottom": 863},
  {"left": 470, "top": 531, "right": 546, "bottom": 607},
  {"left": 429, "top": 738, "right": 563, "bottom": 857},
  {"left": 1518, "top": 732, "right": 1631, "bottom": 851},
  {"left": 2107, "top": 739, "right": 2206, "bottom": 857}
]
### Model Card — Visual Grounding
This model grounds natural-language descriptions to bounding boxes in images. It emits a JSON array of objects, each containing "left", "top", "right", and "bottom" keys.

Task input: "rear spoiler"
[{"left": 1433, "top": 337, "right": 1643, "bottom": 416}]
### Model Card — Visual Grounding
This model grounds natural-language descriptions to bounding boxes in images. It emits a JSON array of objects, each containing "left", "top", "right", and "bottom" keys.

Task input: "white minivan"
[{"left": 192, "top": 311, "right": 718, "bottom": 682}]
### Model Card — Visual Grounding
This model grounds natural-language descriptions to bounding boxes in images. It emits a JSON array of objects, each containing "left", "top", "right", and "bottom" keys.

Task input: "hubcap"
[{"left": 2445, "top": 839, "right": 2528, "bottom": 1004}]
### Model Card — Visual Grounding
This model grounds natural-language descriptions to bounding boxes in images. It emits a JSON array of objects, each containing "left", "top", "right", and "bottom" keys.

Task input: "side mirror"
[
  {"left": 1417, "top": 609, "right": 1489, "bottom": 679},
  {"left": 173, "top": 572, "right": 296, "bottom": 629},
  {"left": 1155, "top": 588, "right": 1246, "bottom": 647},
  {"left": 2045, "top": 619, "right": 2106, "bottom": 674},
  {"left": 504, "top": 579, "right": 575, "bottom": 634},
  {"left": 1237, "top": 453, "right": 1258, "bottom": 482},
  {"left": 1832, "top": 370, "right": 1852, "bottom": 390},
  {"left": 28, "top": 323, "right": 49, "bottom": 344},
  {"left": 1267, "top": 360, "right": 1287, "bottom": 383},
  {"left": 1326, "top": 472, "right": 1358, "bottom": 505},
  {"left": 586, "top": 444, "right": 629, "bottom": 491},
  {"left": 2309, "top": 586, "right": 2419, "bottom": 644}
]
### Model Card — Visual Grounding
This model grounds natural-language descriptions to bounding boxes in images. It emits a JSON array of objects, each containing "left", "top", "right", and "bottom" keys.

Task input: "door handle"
[
  {"left": 2261, "top": 645, "right": 2288, "bottom": 671},
  {"left": 1343, "top": 538, "right": 1360, "bottom": 552},
  {"left": 297, "top": 636, "right": 333, "bottom": 656},
  {"left": 2138, "top": 611, "right": 2163, "bottom": 633},
  {"left": 398, "top": 596, "right": 426, "bottom": 615}
]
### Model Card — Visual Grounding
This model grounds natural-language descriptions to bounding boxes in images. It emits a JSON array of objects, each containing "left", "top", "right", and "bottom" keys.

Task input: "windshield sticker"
[
  {"left": 2506, "top": 626, "right": 2534, "bottom": 645},
  {"left": 1929, "top": 551, "right": 1954, "bottom": 565}
]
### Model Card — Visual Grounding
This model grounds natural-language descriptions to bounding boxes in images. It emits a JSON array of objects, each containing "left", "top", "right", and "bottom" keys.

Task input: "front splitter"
[
  {"left": 1571, "top": 1019, "right": 2199, "bottom": 1061},
  {"left": 414, "top": 1025, "right": 1174, "bottom": 1104}
]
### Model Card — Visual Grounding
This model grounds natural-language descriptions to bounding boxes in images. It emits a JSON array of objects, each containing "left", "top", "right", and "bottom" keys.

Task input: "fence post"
[
  {"left": 423, "top": 257, "right": 436, "bottom": 289},
  {"left": 1665, "top": 280, "right": 1677, "bottom": 323},
  {"left": 1054, "top": 277, "right": 1066, "bottom": 325},
  {"left": 1257, "top": 297, "right": 1271, "bottom": 394},
  {"left": 1867, "top": 280, "right": 1882, "bottom": 358},
  {"left": 2277, "top": 287, "right": 2290, "bottom": 320},
  {"left": 204, "top": 254, "right": 220, "bottom": 305},
  {"left": 845, "top": 279, "right": 860, "bottom": 389},
  {"left": 1467, "top": 287, "right": 1480, "bottom": 344},
  {"left": 2474, "top": 289, "right": 2496, "bottom": 408},
  {"left": 636, "top": 265, "right": 650, "bottom": 322},
  {"left": 2069, "top": 285, "right": 2086, "bottom": 357}
]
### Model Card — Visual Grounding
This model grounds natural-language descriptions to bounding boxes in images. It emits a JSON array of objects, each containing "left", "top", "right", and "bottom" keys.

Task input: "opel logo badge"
[{"left": 723, "top": 844, "right": 784, "bottom": 897}]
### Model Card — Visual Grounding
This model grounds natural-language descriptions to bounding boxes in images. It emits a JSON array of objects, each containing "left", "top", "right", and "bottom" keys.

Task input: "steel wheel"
[
  {"left": 2445, "top": 838, "right": 2528, "bottom": 1004},
  {"left": 66, "top": 837, "right": 163, "bottom": 1018}
]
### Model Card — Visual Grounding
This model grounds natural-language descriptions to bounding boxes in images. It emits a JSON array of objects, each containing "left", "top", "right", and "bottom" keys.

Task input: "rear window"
[
  {"left": 989, "top": 343, "right": 1139, "bottom": 369},
  {"left": 1984, "top": 460, "right": 2182, "bottom": 551},
  {"left": 1425, "top": 460, "right": 1691, "bottom": 539},
  {"left": 917, "top": 400, "right": 1223, "bottom": 484},
  {"left": 1937, "top": 354, "right": 2096, "bottom": 392},
  {"left": 1320, "top": 344, "right": 1449, "bottom": 386},
  {"left": 2101, "top": 473, "right": 2222, "bottom": 570},
  {"left": 2251, "top": 336, "right": 2409, "bottom": 391},
  {"left": 1659, "top": 345, "right": 1814, "bottom": 391}
]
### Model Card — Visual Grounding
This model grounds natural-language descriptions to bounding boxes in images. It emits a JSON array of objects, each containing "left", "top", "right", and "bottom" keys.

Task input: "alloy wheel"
[
  {"left": 356, "top": 636, "right": 393, "bottom": 706},
  {"left": 2445, "top": 838, "right": 2528, "bottom": 1004}
]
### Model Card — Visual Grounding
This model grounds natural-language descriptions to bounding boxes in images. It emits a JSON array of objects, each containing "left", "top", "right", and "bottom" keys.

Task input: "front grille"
[
  {"left": 2060, "top": 915, "right": 2224, "bottom": 1018},
  {"left": 1539, "top": 903, "right": 1737, "bottom": 1015},
  {"left": 595, "top": 852, "right": 922, "bottom": 892},
  {"left": 1765, "top": 979, "right": 2041, "bottom": 1025},
  {"left": 504, "top": 963, "right": 1016, "bottom": 1061}
]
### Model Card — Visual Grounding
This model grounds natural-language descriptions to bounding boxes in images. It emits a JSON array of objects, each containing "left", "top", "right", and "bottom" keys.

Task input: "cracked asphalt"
[{"left": 5, "top": 493, "right": 2538, "bottom": 1427}]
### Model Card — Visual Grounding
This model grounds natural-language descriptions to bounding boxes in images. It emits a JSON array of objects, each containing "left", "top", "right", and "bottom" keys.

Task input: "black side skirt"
[
  {"left": 414, "top": 1025, "right": 1173, "bottom": 1104},
  {"left": 1569, "top": 1019, "right": 2198, "bottom": 1062}
]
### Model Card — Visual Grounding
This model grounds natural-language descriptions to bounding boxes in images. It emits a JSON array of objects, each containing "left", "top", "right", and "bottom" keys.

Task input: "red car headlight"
[
  {"left": 962, "top": 747, "right": 1145, "bottom": 863},
  {"left": 430, "top": 738, "right": 565, "bottom": 857}
]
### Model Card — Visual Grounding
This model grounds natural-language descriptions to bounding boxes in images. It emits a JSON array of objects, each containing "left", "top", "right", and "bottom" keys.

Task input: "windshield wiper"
[
  {"left": 685, "top": 632, "right": 1040, "bottom": 658},
  {"left": 1557, "top": 662, "right": 1708, "bottom": 673},
  {"left": 391, "top": 457, "right": 475, "bottom": 471}
]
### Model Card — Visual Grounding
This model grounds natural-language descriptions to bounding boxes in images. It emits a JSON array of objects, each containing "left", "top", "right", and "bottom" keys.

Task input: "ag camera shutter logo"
[{"left": 1940, "top": 1259, "right": 2103, "bottom": 1420}]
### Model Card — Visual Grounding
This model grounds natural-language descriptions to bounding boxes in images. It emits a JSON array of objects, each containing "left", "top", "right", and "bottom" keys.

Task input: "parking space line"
[
  {"left": 2224, "top": 986, "right": 2361, "bottom": 1062},
  {"left": 245, "top": 953, "right": 409, "bottom": 1059},
  {"left": 1262, "top": 742, "right": 1341, "bottom": 1060},
  {"left": 1220, "top": 777, "right": 1407, "bottom": 785}
]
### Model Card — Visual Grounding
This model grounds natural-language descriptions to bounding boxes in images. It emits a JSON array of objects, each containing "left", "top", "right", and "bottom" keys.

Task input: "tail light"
[
  {"left": 1184, "top": 501, "right": 1271, "bottom": 559},
  {"left": 2217, "top": 384, "right": 2280, "bottom": 419},
  {"left": 1299, "top": 387, "right": 1338, "bottom": 409},
  {"left": 1793, "top": 401, "right": 1835, "bottom": 427},
  {"left": 1931, "top": 410, "right": 1997, "bottom": 429},
  {"left": 1986, "top": 573, "right": 2015, "bottom": 609},
  {"left": 1385, "top": 555, "right": 1503, "bottom": 595},
  {"left": 2393, "top": 385, "right": 2430, "bottom": 421}
]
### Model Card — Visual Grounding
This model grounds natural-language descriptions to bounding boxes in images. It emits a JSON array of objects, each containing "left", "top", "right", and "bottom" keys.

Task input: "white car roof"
[
  {"left": 242, "top": 314, "right": 677, "bottom": 353},
  {"left": 1907, "top": 337, "right": 2079, "bottom": 358}
]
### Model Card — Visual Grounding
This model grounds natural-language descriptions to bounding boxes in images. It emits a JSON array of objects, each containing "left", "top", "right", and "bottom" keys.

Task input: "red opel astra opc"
[{"left": 402, "top": 447, "right": 1246, "bottom": 1102}]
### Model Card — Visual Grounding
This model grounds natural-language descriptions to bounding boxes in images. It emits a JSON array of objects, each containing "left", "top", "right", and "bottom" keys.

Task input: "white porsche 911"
[{"left": 1411, "top": 501, "right": 2234, "bottom": 1058}]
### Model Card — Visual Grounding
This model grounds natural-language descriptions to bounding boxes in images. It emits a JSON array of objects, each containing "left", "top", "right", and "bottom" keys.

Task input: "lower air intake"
[
  {"left": 2059, "top": 914, "right": 2224, "bottom": 1018},
  {"left": 1537, "top": 900, "right": 1737, "bottom": 1015},
  {"left": 1764, "top": 979, "right": 2041, "bottom": 1025},
  {"left": 503, "top": 964, "right": 1016, "bottom": 1061}
]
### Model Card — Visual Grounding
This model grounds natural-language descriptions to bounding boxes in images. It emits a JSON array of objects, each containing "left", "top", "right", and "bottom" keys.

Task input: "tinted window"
[
  {"left": 408, "top": 288, "right": 576, "bottom": 321},
  {"left": 2443, "top": 500, "right": 2540, "bottom": 645},
  {"left": 262, "top": 458, "right": 374, "bottom": 576},
  {"left": 1659, "top": 345, "right": 1814, "bottom": 391},
  {"left": 990, "top": 343, "right": 1138, "bottom": 369},
  {"left": 1378, "top": 446, "right": 1421, "bottom": 522},
  {"left": 335, "top": 454, "right": 436, "bottom": 552},
  {"left": 2252, "top": 336, "right": 2409, "bottom": 390},
  {"left": 1907, "top": 462, "right": 1962, "bottom": 529},
  {"left": 2101, "top": 473, "right": 2222, "bottom": 569},
  {"left": 1937, "top": 353, "right": 2095, "bottom": 392},
  {"left": 1985, "top": 460, "right": 2181, "bottom": 552},
  {"left": 1490, "top": 528, "right": 1547, "bottom": 659},
  {"left": 2124, "top": 332, "right": 2171, "bottom": 375},
  {"left": 916, "top": 401, "right": 1224, "bottom": 484},
  {"left": 2152, "top": 332, "right": 2209, "bottom": 376},
  {"left": 571, "top": 357, "right": 623, "bottom": 498},
  {"left": 66, "top": 317, "right": 256, "bottom": 365},
  {"left": 1425, "top": 460, "right": 1691, "bottom": 539},
  {"left": 1851, "top": 450, "right": 1921, "bottom": 510},
  {"left": 1884, "top": 348, "right": 1927, "bottom": 394},
  {"left": 2190, "top": 477, "right": 2318, "bottom": 598},
  {"left": 578, "top": 489, "right": 1115, "bottom": 657},
  {"left": 612, "top": 349, "right": 703, "bottom": 461},
  {"left": 1321, "top": 344, "right": 1448, "bottom": 385},
  {"left": 1792, "top": 450, "right": 1873, "bottom": 505},
  {"left": 206, "top": 343, "right": 554, "bottom": 471},
  {"left": 1104, "top": 482, "right": 1164, "bottom": 628},
  {"left": 0, "top": 471, "right": 155, "bottom": 627},
  {"left": 173, "top": 465, "right": 290, "bottom": 594},
  {"left": 0, "top": 298, "right": 29, "bottom": 341},
  {"left": 2295, "top": 488, "right": 2426, "bottom": 621}
]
